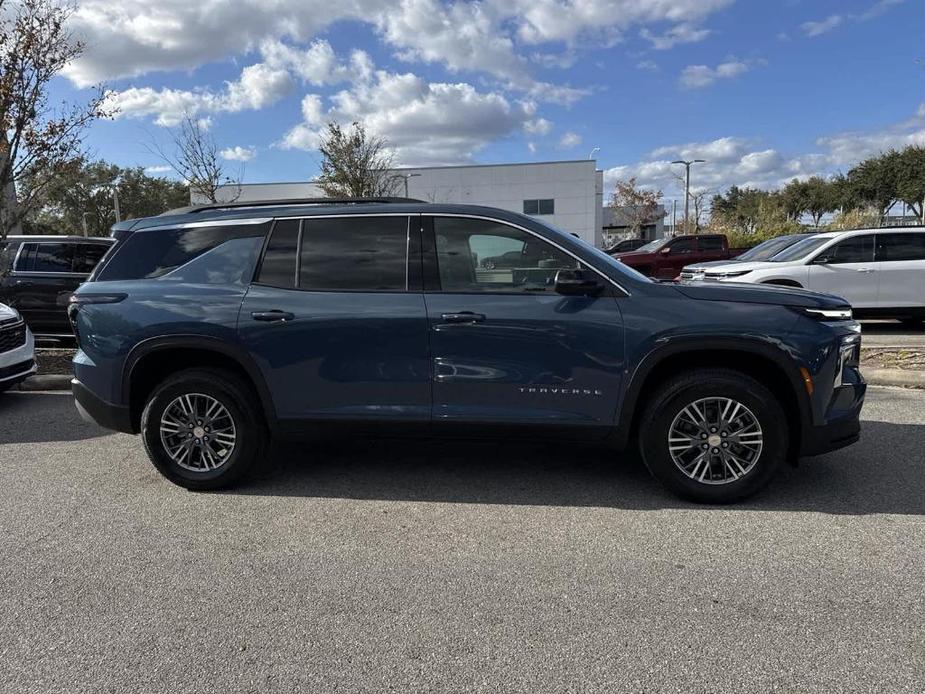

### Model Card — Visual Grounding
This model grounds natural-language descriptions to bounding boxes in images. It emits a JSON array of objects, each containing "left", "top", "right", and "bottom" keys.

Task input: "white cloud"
[
  {"left": 636, "top": 60, "right": 659, "bottom": 71},
  {"left": 603, "top": 103, "right": 925, "bottom": 195},
  {"left": 279, "top": 67, "right": 537, "bottom": 165},
  {"left": 559, "top": 131, "right": 582, "bottom": 148},
  {"left": 641, "top": 23, "right": 711, "bottom": 50},
  {"left": 679, "top": 60, "right": 749, "bottom": 89},
  {"left": 524, "top": 118, "right": 552, "bottom": 135},
  {"left": 800, "top": 15, "right": 843, "bottom": 37},
  {"left": 220, "top": 146, "right": 256, "bottom": 162}
]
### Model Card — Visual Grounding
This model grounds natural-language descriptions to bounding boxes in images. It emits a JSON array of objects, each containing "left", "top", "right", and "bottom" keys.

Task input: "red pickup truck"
[{"left": 609, "top": 234, "right": 744, "bottom": 280}]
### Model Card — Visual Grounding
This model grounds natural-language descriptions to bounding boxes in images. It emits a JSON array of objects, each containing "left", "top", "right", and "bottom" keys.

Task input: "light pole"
[
  {"left": 671, "top": 159, "right": 705, "bottom": 233},
  {"left": 394, "top": 173, "right": 421, "bottom": 198},
  {"left": 588, "top": 147, "right": 600, "bottom": 160}
]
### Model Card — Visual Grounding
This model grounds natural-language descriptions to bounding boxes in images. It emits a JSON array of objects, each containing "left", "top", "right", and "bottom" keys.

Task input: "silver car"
[{"left": 0, "top": 302, "right": 36, "bottom": 393}]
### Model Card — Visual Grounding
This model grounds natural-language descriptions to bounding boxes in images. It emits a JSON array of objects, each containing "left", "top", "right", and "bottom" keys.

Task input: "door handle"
[
  {"left": 855, "top": 267, "right": 875, "bottom": 273},
  {"left": 251, "top": 310, "right": 294, "bottom": 322},
  {"left": 441, "top": 311, "right": 486, "bottom": 324}
]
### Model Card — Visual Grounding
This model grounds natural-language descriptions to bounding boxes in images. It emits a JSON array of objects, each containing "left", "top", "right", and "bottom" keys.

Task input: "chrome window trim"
[
  {"left": 142, "top": 217, "right": 274, "bottom": 231},
  {"left": 422, "top": 212, "right": 631, "bottom": 296}
]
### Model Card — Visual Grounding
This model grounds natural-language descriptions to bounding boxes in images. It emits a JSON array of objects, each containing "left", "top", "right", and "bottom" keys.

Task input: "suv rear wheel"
[
  {"left": 639, "top": 368, "right": 787, "bottom": 503},
  {"left": 140, "top": 368, "right": 267, "bottom": 490}
]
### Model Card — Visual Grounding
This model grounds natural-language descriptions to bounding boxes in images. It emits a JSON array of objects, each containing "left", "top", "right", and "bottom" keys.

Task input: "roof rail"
[{"left": 161, "top": 197, "right": 427, "bottom": 216}]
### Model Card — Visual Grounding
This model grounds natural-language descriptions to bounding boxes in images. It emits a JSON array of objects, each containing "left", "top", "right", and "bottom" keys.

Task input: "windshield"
[
  {"left": 634, "top": 238, "right": 670, "bottom": 253},
  {"left": 737, "top": 234, "right": 810, "bottom": 262},
  {"left": 769, "top": 237, "right": 832, "bottom": 262}
]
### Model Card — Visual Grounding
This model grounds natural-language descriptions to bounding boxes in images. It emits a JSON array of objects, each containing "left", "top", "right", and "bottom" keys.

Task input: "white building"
[{"left": 203, "top": 160, "right": 605, "bottom": 247}]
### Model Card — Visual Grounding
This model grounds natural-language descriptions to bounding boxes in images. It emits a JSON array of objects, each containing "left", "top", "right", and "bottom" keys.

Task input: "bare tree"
[
  {"left": 151, "top": 115, "right": 241, "bottom": 203},
  {"left": 0, "top": 0, "right": 110, "bottom": 239},
  {"left": 609, "top": 177, "right": 666, "bottom": 237},
  {"left": 316, "top": 121, "right": 399, "bottom": 198}
]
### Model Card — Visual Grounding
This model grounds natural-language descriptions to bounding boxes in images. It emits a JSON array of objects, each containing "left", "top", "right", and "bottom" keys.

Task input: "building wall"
[{"left": 201, "top": 160, "right": 604, "bottom": 247}]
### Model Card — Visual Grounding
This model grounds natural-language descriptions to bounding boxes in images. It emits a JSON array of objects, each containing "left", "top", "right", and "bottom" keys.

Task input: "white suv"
[
  {"left": 689, "top": 228, "right": 925, "bottom": 325},
  {"left": 0, "top": 302, "right": 36, "bottom": 393}
]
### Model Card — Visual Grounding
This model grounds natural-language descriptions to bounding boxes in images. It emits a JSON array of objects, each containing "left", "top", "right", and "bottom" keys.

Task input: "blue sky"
[{"left": 53, "top": 0, "right": 925, "bottom": 200}]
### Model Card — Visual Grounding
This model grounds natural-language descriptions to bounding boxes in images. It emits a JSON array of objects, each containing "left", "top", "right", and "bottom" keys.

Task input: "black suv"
[
  {"left": 0, "top": 235, "right": 114, "bottom": 337},
  {"left": 70, "top": 199, "right": 865, "bottom": 503}
]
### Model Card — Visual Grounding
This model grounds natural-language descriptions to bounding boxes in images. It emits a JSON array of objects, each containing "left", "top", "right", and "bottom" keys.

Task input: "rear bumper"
[{"left": 72, "top": 379, "right": 134, "bottom": 434}]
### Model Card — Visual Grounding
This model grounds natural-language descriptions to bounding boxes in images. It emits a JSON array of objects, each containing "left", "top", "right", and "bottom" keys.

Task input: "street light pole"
[
  {"left": 671, "top": 159, "right": 705, "bottom": 233},
  {"left": 112, "top": 188, "right": 121, "bottom": 223},
  {"left": 395, "top": 172, "right": 421, "bottom": 198}
]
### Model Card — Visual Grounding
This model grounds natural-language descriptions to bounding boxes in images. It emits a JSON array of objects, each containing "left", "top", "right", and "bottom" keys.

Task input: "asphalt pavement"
[{"left": 1, "top": 387, "right": 923, "bottom": 693}]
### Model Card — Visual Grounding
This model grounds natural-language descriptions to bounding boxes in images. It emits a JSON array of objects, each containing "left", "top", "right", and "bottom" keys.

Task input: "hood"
[
  {"left": 689, "top": 260, "right": 773, "bottom": 274},
  {"left": 611, "top": 250, "right": 653, "bottom": 261},
  {"left": 683, "top": 260, "right": 738, "bottom": 271},
  {"left": 674, "top": 282, "right": 850, "bottom": 309}
]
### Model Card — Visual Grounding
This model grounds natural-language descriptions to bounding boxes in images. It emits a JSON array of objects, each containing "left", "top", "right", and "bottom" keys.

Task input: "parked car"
[
  {"left": 605, "top": 238, "right": 647, "bottom": 254},
  {"left": 0, "top": 302, "right": 36, "bottom": 393},
  {"left": 0, "top": 235, "right": 114, "bottom": 338},
  {"left": 687, "top": 228, "right": 925, "bottom": 325},
  {"left": 70, "top": 199, "right": 865, "bottom": 503},
  {"left": 480, "top": 238, "right": 560, "bottom": 269},
  {"left": 610, "top": 234, "right": 744, "bottom": 280},
  {"left": 679, "top": 233, "right": 818, "bottom": 281}
]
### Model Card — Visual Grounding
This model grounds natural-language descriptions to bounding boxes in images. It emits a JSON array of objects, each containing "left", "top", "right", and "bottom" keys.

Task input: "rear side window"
[
  {"left": 16, "top": 242, "right": 73, "bottom": 272},
  {"left": 73, "top": 244, "right": 111, "bottom": 274},
  {"left": 298, "top": 216, "right": 408, "bottom": 291},
  {"left": 256, "top": 219, "right": 300, "bottom": 288},
  {"left": 877, "top": 233, "right": 925, "bottom": 261},
  {"left": 698, "top": 236, "right": 724, "bottom": 251},
  {"left": 97, "top": 223, "right": 269, "bottom": 281}
]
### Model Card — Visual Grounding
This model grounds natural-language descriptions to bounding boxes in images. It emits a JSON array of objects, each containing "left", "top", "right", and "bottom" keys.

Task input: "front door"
[
  {"left": 806, "top": 234, "right": 879, "bottom": 308},
  {"left": 423, "top": 216, "right": 625, "bottom": 434},
  {"left": 238, "top": 215, "right": 431, "bottom": 423}
]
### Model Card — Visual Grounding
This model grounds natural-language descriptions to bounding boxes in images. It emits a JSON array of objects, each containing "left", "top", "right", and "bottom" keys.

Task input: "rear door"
[
  {"left": 422, "top": 215, "right": 625, "bottom": 434},
  {"left": 875, "top": 232, "right": 925, "bottom": 309},
  {"left": 8, "top": 241, "right": 86, "bottom": 335},
  {"left": 806, "top": 234, "right": 879, "bottom": 307},
  {"left": 238, "top": 215, "right": 431, "bottom": 424}
]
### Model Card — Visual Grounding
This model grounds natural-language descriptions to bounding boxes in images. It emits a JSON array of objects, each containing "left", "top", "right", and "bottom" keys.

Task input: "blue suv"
[{"left": 69, "top": 199, "right": 865, "bottom": 503}]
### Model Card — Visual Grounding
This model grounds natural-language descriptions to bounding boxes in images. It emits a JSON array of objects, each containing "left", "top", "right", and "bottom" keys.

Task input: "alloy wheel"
[
  {"left": 667, "top": 397, "right": 763, "bottom": 485},
  {"left": 159, "top": 393, "right": 237, "bottom": 472}
]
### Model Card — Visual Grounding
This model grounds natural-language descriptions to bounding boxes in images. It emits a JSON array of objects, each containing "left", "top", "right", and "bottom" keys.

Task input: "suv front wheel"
[
  {"left": 140, "top": 368, "right": 267, "bottom": 490},
  {"left": 639, "top": 368, "right": 787, "bottom": 503}
]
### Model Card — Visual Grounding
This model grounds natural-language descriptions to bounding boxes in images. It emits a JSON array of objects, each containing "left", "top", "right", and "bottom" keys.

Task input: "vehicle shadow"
[
  {"left": 237, "top": 420, "right": 925, "bottom": 516},
  {"left": 0, "top": 391, "right": 112, "bottom": 444}
]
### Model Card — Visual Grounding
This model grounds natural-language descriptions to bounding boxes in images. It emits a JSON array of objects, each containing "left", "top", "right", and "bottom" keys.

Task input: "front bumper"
[
  {"left": 72, "top": 379, "right": 134, "bottom": 434},
  {"left": 799, "top": 381, "right": 866, "bottom": 456},
  {"left": 0, "top": 324, "right": 37, "bottom": 388}
]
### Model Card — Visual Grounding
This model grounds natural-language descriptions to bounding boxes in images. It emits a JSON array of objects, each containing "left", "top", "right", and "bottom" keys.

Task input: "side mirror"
[
  {"left": 554, "top": 269, "right": 603, "bottom": 296},
  {"left": 813, "top": 255, "right": 832, "bottom": 265},
  {"left": 660, "top": 247, "right": 672, "bottom": 255}
]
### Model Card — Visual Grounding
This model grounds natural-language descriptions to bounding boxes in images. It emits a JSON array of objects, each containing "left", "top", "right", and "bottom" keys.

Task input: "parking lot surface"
[{"left": 1, "top": 387, "right": 923, "bottom": 693}]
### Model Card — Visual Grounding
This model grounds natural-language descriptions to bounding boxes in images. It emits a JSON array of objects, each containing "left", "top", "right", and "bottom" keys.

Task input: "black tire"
[
  {"left": 638, "top": 368, "right": 787, "bottom": 503},
  {"left": 140, "top": 368, "right": 267, "bottom": 490}
]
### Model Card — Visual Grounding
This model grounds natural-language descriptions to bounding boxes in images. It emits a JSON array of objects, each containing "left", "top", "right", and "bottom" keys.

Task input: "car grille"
[{"left": 0, "top": 321, "right": 27, "bottom": 354}]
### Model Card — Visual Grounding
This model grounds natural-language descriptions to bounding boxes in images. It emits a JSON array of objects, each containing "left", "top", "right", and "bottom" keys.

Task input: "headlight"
[
  {"left": 835, "top": 334, "right": 861, "bottom": 388},
  {"left": 802, "top": 307, "right": 853, "bottom": 321}
]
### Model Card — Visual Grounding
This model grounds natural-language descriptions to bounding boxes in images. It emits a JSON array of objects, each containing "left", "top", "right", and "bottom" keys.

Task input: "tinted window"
[
  {"left": 823, "top": 235, "right": 875, "bottom": 264},
  {"left": 97, "top": 223, "right": 269, "bottom": 281},
  {"left": 737, "top": 234, "right": 807, "bottom": 262},
  {"left": 161, "top": 236, "right": 265, "bottom": 286},
  {"left": 877, "top": 233, "right": 925, "bottom": 262},
  {"left": 770, "top": 237, "right": 831, "bottom": 262},
  {"left": 257, "top": 219, "right": 300, "bottom": 288},
  {"left": 21, "top": 243, "right": 73, "bottom": 272},
  {"left": 73, "top": 244, "right": 111, "bottom": 274},
  {"left": 698, "top": 236, "right": 724, "bottom": 251},
  {"left": 299, "top": 216, "right": 408, "bottom": 291},
  {"left": 434, "top": 217, "right": 581, "bottom": 293},
  {"left": 670, "top": 238, "right": 696, "bottom": 253}
]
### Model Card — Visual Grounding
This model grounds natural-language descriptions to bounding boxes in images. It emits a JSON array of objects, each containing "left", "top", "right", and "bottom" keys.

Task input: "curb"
[
  {"left": 12, "top": 374, "right": 72, "bottom": 391},
  {"left": 862, "top": 368, "right": 925, "bottom": 389}
]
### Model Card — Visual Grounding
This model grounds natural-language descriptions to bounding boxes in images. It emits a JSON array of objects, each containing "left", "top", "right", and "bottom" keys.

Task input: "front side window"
[
  {"left": 97, "top": 222, "right": 269, "bottom": 281},
  {"left": 16, "top": 243, "right": 74, "bottom": 273},
  {"left": 298, "top": 216, "right": 408, "bottom": 291},
  {"left": 669, "top": 238, "right": 696, "bottom": 253},
  {"left": 698, "top": 236, "right": 724, "bottom": 251},
  {"left": 73, "top": 244, "right": 112, "bottom": 274},
  {"left": 821, "top": 235, "right": 875, "bottom": 264},
  {"left": 434, "top": 217, "right": 581, "bottom": 293},
  {"left": 877, "top": 233, "right": 925, "bottom": 262}
]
